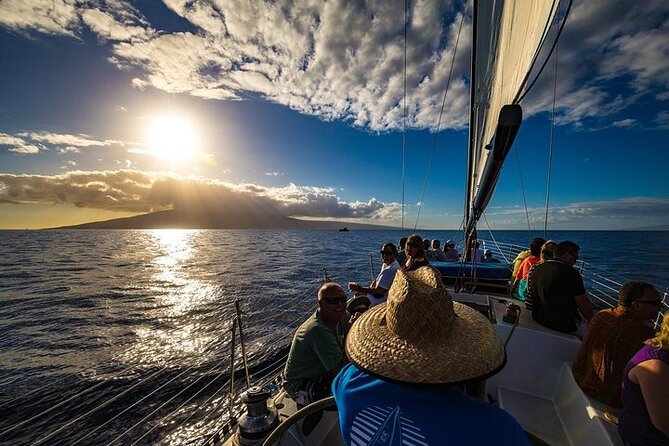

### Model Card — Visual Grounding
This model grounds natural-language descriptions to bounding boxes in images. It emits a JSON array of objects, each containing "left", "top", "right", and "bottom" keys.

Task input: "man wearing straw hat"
[{"left": 332, "top": 266, "right": 530, "bottom": 445}]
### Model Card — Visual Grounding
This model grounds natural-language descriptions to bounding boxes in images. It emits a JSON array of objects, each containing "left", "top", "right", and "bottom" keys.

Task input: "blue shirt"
[{"left": 332, "top": 364, "right": 530, "bottom": 446}]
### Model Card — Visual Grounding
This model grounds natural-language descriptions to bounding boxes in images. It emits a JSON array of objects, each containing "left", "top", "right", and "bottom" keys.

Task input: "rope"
[
  {"left": 401, "top": 0, "right": 409, "bottom": 230},
  {"left": 544, "top": 40, "right": 558, "bottom": 237},
  {"left": 482, "top": 214, "right": 511, "bottom": 263},
  {"left": 514, "top": 147, "right": 532, "bottom": 239},
  {"left": 412, "top": 9, "right": 465, "bottom": 231}
]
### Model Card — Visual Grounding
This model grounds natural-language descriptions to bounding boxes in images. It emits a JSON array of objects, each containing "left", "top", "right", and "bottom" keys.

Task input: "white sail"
[{"left": 466, "top": 0, "right": 559, "bottom": 224}]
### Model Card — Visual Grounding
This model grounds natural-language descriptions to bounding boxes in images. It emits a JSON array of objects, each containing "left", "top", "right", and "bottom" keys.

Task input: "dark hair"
[
  {"left": 530, "top": 237, "right": 546, "bottom": 256},
  {"left": 556, "top": 240, "right": 579, "bottom": 257},
  {"left": 399, "top": 237, "right": 408, "bottom": 249},
  {"left": 432, "top": 239, "right": 441, "bottom": 248},
  {"left": 382, "top": 242, "right": 398, "bottom": 255},
  {"left": 619, "top": 281, "right": 656, "bottom": 308}
]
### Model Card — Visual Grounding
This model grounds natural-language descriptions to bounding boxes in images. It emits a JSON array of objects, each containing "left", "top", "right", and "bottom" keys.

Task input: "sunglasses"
[
  {"left": 637, "top": 299, "right": 662, "bottom": 306},
  {"left": 379, "top": 250, "right": 394, "bottom": 256},
  {"left": 322, "top": 296, "right": 346, "bottom": 305}
]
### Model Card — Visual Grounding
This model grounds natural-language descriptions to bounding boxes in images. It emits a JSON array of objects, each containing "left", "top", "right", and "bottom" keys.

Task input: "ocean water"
[{"left": 0, "top": 229, "right": 668, "bottom": 445}]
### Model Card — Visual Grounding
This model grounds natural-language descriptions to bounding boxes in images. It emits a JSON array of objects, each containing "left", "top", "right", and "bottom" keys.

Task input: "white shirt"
[{"left": 368, "top": 260, "right": 400, "bottom": 307}]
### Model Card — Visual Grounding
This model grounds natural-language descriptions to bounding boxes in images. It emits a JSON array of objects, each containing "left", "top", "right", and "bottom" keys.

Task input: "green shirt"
[{"left": 283, "top": 309, "right": 349, "bottom": 396}]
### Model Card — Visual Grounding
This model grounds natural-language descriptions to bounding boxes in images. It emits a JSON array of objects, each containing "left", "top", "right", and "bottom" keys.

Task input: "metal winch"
[{"left": 233, "top": 386, "right": 279, "bottom": 445}]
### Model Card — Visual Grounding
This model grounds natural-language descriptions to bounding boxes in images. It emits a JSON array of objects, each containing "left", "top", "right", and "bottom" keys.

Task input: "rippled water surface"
[{"left": 0, "top": 229, "right": 667, "bottom": 445}]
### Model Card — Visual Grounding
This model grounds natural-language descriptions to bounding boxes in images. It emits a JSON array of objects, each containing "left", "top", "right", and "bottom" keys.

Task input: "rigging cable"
[
  {"left": 514, "top": 147, "right": 532, "bottom": 240},
  {"left": 412, "top": 9, "right": 465, "bottom": 232},
  {"left": 481, "top": 213, "right": 511, "bottom": 263},
  {"left": 544, "top": 40, "right": 559, "bottom": 237},
  {"left": 401, "top": 0, "right": 408, "bottom": 230}
]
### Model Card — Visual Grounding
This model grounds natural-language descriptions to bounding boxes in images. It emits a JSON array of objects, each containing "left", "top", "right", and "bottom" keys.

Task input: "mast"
[{"left": 464, "top": 0, "right": 478, "bottom": 229}]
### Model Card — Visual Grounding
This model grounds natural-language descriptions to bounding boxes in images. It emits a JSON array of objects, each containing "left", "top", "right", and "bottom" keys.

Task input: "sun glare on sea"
[{"left": 146, "top": 115, "right": 198, "bottom": 162}]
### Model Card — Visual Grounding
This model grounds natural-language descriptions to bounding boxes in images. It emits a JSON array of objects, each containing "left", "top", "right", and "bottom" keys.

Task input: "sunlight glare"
[{"left": 146, "top": 115, "right": 198, "bottom": 162}]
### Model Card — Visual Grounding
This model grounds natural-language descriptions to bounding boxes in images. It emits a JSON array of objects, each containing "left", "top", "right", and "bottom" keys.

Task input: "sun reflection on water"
[{"left": 120, "top": 229, "right": 218, "bottom": 368}]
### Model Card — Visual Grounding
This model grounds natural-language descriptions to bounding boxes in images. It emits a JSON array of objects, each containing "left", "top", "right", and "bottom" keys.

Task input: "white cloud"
[
  {"left": 0, "top": 133, "right": 41, "bottom": 154},
  {"left": 0, "top": 1, "right": 668, "bottom": 131},
  {"left": 265, "top": 171, "right": 283, "bottom": 176}
]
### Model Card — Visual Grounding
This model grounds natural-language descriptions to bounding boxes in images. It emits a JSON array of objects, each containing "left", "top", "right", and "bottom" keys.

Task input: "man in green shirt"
[{"left": 283, "top": 282, "right": 349, "bottom": 406}]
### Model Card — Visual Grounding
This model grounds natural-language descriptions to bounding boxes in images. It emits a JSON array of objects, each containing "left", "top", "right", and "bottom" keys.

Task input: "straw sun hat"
[{"left": 346, "top": 266, "right": 505, "bottom": 384}]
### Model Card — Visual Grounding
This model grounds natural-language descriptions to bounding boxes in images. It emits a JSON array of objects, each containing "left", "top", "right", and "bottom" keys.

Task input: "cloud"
[
  {"left": 0, "top": 133, "right": 41, "bottom": 154},
  {"left": 1, "top": 1, "right": 668, "bottom": 131},
  {"left": 0, "top": 170, "right": 399, "bottom": 220},
  {"left": 612, "top": 119, "right": 636, "bottom": 128},
  {"left": 264, "top": 171, "right": 283, "bottom": 176},
  {"left": 484, "top": 197, "right": 669, "bottom": 229},
  {"left": 1, "top": 131, "right": 132, "bottom": 154}
]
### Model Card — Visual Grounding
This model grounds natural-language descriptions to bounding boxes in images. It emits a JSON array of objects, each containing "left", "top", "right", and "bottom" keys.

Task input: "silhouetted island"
[{"left": 53, "top": 209, "right": 392, "bottom": 230}]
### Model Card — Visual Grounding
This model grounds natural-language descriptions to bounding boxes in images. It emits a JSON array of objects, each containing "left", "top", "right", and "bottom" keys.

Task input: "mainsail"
[{"left": 465, "top": 0, "right": 560, "bottom": 237}]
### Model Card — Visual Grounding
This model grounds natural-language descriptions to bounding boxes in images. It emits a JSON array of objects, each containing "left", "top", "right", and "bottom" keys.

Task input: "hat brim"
[{"left": 346, "top": 301, "right": 505, "bottom": 384}]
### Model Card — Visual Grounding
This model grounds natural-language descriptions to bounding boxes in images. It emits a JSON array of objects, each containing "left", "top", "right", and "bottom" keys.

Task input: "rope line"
[
  {"left": 412, "top": 9, "right": 465, "bottom": 231},
  {"left": 544, "top": 40, "right": 558, "bottom": 237},
  {"left": 401, "top": 0, "right": 408, "bottom": 230}
]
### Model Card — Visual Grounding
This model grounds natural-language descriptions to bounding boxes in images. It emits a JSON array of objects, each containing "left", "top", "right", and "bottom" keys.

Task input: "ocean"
[{"left": 0, "top": 229, "right": 668, "bottom": 445}]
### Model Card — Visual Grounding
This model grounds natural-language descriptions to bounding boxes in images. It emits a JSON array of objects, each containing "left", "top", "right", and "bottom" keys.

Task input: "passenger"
[
  {"left": 348, "top": 243, "right": 400, "bottom": 307},
  {"left": 529, "top": 241, "right": 594, "bottom": 334},
  {"left": 444, "top": 239, "right": 459, "bottom": 262},
  {"left": 469, "top": 239, "right": 485, "bottom": 262},
  {"left": 618, "top": 311, "right": 669, "bottom": 445},
  {"left": 482, "top": 249, "right": 501, "bottom": 263},
  {"left": 402, "top": 234, "right": 430, "bottom": 271},
  {"left": 430, "top": 239, "right": 448, "bottom": 261},
  {"left": 283, "top": 282, "right": 349, "bottom": 407},
  {"left": 511, "top": 248, "right": 531, "bottom": 281},
  {"left": 332, "top": 266, "right": 530, "bottom": 446},
  {"left": 525, "top": 240, "right": 557, "bottom": 311},
  {"left": 572, "top": 281, "right": 660, "bottom": 407},
  {"left": 396, "top": 237, "right": 408, "bottom": 266},
  {"left": 511, "top": 237, "right": 546, "bottom": 301},
  {"left": 422, "top": 238, "right": 432, "bottom": 258}
]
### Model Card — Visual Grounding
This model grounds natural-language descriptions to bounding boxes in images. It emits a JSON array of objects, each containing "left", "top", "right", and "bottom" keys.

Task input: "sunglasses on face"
[
  {"left": 379, "top": 250, "right": 394, "bottom": 256},
  {"left": 322, "top": 296, "right": 346, "bottom": 305},
  {"left": 637, "top": 299, "right": 662, "bottom": 306}
]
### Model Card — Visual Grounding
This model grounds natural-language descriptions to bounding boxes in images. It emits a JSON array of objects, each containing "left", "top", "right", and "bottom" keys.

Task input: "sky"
[{"left": 0, "top": 0, "right": 668, "bottom": 231}]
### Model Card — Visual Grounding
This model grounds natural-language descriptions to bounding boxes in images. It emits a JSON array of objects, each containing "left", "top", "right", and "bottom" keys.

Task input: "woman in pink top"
[{"left": 511, "top": 237, "right": 545, "bottom": 300}]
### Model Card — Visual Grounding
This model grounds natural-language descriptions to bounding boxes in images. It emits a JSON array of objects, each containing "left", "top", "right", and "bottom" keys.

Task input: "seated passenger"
[
  {"left": 430, "top": 239, "right": 448, "bottom": 261},
  {"left": 348, "top": 243, "right": 400, "bottom": 307},
  {"left": 332, "top": 266, "right": 530, "bottom": 446},
  {"left": 572, "top": 281, "right": 660, "bottom": 407},
  {"left": 511, "top": 237, "right": 545, "bottom": 301},
  {"left": 529, "top": 241, "right": 594, "bottom": 334},
  {"left": 283, "top": 282, "right": 349, "bottom": 407},
  {"left": 469, "top": 239, "right": 484, "bottom": 262},
  {"left": 618, "top": 311, "right": 669, "bottom": 445},
  {"left": 402, "top": 234, "right": 430, "bottom": 271},
  {"left": 482, "top": 249, "right": 501, "bottom": 263},
  {"left": 444, "top": 240, "right": 459, "bottom": 262},
  {"left": 524, "top": 240, "right": 557, "bottom": 311},
  {"left": 396, "top": 237, "right": 408, "bottom": 266}
]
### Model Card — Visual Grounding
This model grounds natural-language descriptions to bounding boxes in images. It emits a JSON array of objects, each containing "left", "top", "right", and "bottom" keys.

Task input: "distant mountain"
[{"left": 52, "top": 209, "right": 392, "bottom": 230}]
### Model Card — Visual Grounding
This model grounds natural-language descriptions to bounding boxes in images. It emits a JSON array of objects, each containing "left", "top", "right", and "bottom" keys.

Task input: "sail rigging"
[{"left": 465, "top": 0, "right": 561, "bottom": 237}]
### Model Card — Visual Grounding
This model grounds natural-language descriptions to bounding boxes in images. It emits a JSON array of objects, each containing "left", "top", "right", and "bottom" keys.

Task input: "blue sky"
[{"left": 0, "top": 0, "right": 668, "bottom": 230}]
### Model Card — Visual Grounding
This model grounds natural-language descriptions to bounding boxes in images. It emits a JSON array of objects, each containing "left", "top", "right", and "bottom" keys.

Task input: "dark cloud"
[{"left": 0, "top": 170, "right": 398, "bottom": 220}]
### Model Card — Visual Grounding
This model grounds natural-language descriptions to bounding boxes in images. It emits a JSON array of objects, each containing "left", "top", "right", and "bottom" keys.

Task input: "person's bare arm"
[
  {"left": 631, "top": 359, "right": 669, "bottom": 436},
  {"left": 575, "top": 293, "right": 594, "bottom": 322},
  {"left": 349, "top": 283, "right": 386, "bottom": 297}
]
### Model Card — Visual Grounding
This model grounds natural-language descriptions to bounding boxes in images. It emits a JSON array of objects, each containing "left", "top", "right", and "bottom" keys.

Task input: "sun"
[{"left": 146, "top": 115, "right": 198, "bottom": 162}]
